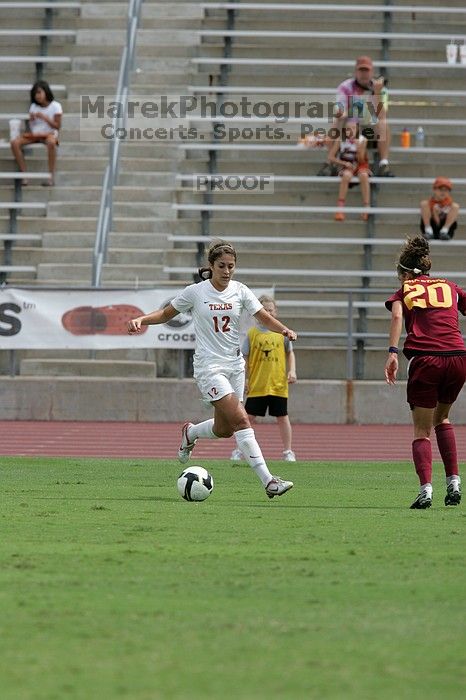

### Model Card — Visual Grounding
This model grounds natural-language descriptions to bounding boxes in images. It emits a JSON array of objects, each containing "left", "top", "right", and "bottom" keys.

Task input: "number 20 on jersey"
[{"left": 403, "top": 282, "right": 453, "bottom": 310}]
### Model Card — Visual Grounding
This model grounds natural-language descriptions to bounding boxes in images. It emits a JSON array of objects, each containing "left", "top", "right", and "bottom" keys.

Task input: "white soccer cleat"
[
  {"left": 265, "top": 476, "right": 294, "bottom": 499},
  {"left": 230, "top": 448, "right": 243, "bottom": 462},
  {"left": 283, "top": 450, "right": 296, "bottom": 462},
  {"left": 178, "top": 421, "right": 197, "bottom": 464},
  {"left": 445, "top": 482, "right": 461, "bottom": 506},
  {"left": 410, "top": 488, "right": 432, "bottom": 510}
]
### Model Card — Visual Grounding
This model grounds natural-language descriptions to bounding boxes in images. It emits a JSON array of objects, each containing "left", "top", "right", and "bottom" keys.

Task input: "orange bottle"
[{"left": 401, "top": 128, "right": 411, "bottom": 148}]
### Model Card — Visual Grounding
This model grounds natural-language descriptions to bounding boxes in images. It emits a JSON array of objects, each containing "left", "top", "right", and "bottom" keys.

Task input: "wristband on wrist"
[{"left": 388, "top": 346, "right": 399, "bottom": 354}]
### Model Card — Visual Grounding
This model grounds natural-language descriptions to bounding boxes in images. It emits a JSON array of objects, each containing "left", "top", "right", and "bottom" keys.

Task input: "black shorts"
[{"left": 244, "top": 395, "right": 288, "bottom": 417}]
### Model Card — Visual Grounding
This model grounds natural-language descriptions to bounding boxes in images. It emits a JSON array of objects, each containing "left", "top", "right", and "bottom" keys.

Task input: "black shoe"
[
  {"left": 378, "top": 163, "right": 395, "bottom": 177},
  {"left": 444, "top": 484, "right": 461, "bottom": 506},
  {"left": 317, "top": 162, "right": 338, "bottom": 177},
  {"left": 410, "top": 492, "right": 432, "bottom": 509},
  {"left": 422, "top": 229, "right": 434, "bottom": 241}
]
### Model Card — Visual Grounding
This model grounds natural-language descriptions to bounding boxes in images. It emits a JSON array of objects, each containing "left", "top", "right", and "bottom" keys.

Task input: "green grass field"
[{"left": 0, "top": 456, "right": 465, "bottom": 700}]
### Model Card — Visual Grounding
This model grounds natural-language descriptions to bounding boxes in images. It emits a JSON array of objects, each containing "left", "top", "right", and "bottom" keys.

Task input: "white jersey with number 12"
[{"left": 171, "top": 279, "right": 262, "bottom": 367}]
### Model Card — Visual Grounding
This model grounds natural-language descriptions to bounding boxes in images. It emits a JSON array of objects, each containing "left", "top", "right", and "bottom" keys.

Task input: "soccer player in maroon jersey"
[{"left": 384, "top": 236, "right": 466, "bottom": 509}]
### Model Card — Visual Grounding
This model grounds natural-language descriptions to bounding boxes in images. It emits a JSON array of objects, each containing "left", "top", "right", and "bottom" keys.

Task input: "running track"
[{"left": 1, "top": 421, "right": 466, "bottom": 461}]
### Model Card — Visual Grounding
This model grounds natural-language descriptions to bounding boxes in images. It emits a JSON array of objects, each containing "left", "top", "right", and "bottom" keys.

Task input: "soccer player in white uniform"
[{"left": 128, "top": 240, "right": 297, "bottom": 498}]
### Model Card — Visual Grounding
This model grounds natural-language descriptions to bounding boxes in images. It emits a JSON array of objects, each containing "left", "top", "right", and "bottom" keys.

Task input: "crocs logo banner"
[
  {"left": 0, "top": 288, "right": 199, "bottom": 350},
  {"left": 62, "top": 305, "right": 148, "bottom": 336}
]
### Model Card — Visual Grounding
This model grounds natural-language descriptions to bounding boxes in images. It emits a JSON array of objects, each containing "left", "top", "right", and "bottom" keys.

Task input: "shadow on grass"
[
  {"left": 31, "top": 495, "right": 180, "bottom": 503},
  {"left": 32, "top": 496, "right": 426, "bottom": 510},
  {"left": 248, "top": 503, "right": 412, "bottom": 511}
]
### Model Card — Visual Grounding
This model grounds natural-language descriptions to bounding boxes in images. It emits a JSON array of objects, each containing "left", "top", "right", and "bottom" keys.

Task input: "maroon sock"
[
  {"left": 412, "top": 438, "right": 432, "bottom": 486},
  {"left": 435, "top": 423, "right": 459, "bottom": 477}
]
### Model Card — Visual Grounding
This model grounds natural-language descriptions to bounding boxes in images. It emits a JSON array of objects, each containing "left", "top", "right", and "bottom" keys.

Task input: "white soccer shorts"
[{"left": 195, "top": 364, "right": 245, "bottom": 405}]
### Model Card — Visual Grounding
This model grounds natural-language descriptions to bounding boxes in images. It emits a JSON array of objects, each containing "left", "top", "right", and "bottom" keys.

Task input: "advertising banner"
[{"left": 0, "top": 287, "right": 272, "bottom": 350}]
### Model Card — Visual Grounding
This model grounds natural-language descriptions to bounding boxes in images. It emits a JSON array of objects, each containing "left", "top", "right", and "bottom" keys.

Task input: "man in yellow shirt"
[{"left": 231, "top": 295, "right": 297, "bottom": 462}]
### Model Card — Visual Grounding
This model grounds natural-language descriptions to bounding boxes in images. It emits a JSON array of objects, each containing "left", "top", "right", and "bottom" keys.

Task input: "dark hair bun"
[
  {"left": 409, "top": 235, "right": 430, "bottom": 257},
  {"left": 198, "top": 267, "right": 212, "bottom": 280}
]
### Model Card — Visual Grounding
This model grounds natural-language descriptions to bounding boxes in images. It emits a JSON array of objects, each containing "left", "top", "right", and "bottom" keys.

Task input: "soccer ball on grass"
[{"left": 177, "top": 466, "right": 214, "bottom": 502}]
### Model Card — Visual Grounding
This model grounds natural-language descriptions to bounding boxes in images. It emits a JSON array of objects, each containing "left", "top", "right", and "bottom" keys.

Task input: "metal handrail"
[
  {"left": 273, "top": 286, "right": 392, "bottom": 380},
  {"left": 92, "top": 0, "right": 142, "bottom": 287}
]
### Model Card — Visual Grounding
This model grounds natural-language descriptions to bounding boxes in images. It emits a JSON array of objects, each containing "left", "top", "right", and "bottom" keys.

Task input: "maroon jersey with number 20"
[{"left": 385, "top": 275, "right": 466, "bottom": 358}]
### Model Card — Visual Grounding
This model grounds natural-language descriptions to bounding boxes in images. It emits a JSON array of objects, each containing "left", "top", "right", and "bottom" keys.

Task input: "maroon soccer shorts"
[{"left": 407, "top": 355, "right": 466, "bottom": 409}]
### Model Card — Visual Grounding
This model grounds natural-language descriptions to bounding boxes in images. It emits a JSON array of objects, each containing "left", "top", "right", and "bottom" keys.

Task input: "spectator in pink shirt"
[{"left": 319, "top": 56, "right": 394, "bottom": 178}]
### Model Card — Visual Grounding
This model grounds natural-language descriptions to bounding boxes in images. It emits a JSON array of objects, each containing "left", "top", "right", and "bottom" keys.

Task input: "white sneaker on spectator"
[
  {"left": 283, "top": 450, "right": 296, "bottom": 462},
  {"left": 230, "top": 448, "right": 243, "bottom": 462}
]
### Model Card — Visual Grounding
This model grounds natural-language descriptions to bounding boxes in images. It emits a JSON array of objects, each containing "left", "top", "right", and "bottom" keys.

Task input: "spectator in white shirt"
[{"left": 10, "top": 80, "right": 63, "bottom": 186}]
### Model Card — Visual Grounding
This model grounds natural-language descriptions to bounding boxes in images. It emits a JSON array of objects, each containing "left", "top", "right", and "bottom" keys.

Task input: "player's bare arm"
[
  {"left": 128, "top": 303, "right": 179, "bottom": 334},
  {"left": 254, "top": 308, "right": 297, "bottom": 341},
  {"left": 287, "top": 348, "right": 297, "bottom": 384},
  {"left": 384, "top": 300, "right": 403, "bottom": 385}
]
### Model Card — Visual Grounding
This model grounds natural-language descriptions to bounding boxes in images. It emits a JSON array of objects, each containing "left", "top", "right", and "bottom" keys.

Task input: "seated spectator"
[
  {"left": 420, "top": 177, "right": 459, "bottom": 241},
  {"left": 328, "top": 119, "right": 371, "bottom": 222},
  {"left": 10, "top": 80, "right": 62, "bottom": 186},
  {"left": 319, "top": 55, "right": 394, "bottom": 178}
]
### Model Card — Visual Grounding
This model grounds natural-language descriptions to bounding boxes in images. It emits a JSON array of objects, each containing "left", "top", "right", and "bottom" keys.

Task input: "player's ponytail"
[
  {"left": 397, "top": 235, "right": 432, "bottom": 277},
  {"left": 198, "top": 267, "right": 212, "bottom": 280}
]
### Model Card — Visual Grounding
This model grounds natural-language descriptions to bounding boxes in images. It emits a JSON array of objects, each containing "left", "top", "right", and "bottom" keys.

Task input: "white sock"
[
  {"left": 379, "top": 158, "right": 388, "bottom": 166},
  {"left": 189, "top": 419, "right": 219, "bottom": 441},
  {"left": 420, "top": 483, "right": 433, "bottom": 497},
  {"left": 234, "top": 428, "right": 273, "bottom": 486},
  {"left": 440, "top": 226, "right": 449, "bottom": 235},
  {"left": 424, "top": 225, "right": 433, "bottom": 235},
  {"left": 447, "top": 475, "right": 460, "bottom": 488}
]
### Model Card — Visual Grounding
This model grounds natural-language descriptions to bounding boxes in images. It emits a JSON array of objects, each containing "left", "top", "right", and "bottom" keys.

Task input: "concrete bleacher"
[
  {"left": 0, "top": 0, "right": 78, "bottom": 288},
  {"left": 0, "top": 1, "right": 207, "bottom": 380},
  {"left": 197, "top": 29, "right": 466, "bottom": 43},
  {"left": 168, "top": 0, "right": 466, "bottom": 380},
  {"left": 1, "top": 1, "right": 466, "bottom": 384},
  {"left": 201, "top": 3, "right": 466, "bottom": 15}
]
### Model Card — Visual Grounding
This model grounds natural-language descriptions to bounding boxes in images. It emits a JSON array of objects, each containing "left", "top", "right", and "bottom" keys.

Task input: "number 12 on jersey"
[{"left": 212, "top": 315, "right": 231, "bottom": 333}]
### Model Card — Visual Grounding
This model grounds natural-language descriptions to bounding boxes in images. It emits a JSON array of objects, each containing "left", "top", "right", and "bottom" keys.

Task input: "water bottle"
[{"left": 415, "top": 126, "right": 425, "bottom": 148}]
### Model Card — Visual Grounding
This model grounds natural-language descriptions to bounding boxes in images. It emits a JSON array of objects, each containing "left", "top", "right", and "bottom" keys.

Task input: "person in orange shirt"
[{"left": 420, "top": 177, "right": 460, "bottom": 241}]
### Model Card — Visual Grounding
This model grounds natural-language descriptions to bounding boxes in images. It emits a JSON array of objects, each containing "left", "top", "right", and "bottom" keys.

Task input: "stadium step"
[{"left": 20, "top": 359, "right": 157, "bottom": 378}]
